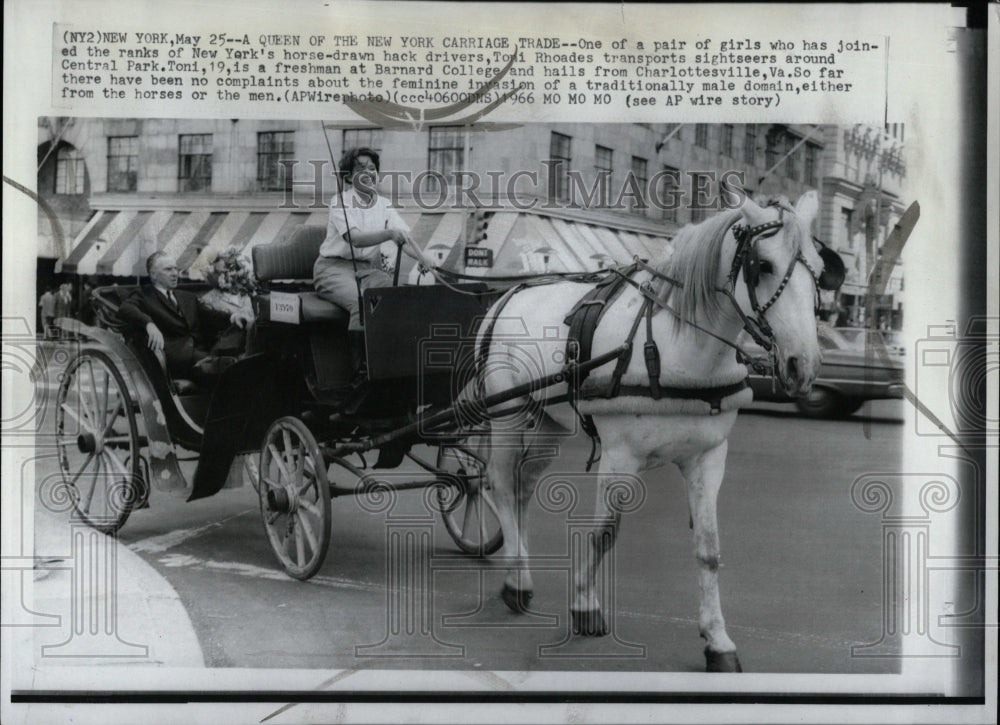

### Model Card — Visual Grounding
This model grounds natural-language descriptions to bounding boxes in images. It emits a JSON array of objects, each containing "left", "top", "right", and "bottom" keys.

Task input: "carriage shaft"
[{"left": 328, "top": 344, "right": 629, "bottom": 457}]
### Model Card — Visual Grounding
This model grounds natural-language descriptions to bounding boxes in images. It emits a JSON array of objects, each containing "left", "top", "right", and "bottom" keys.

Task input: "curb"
[{"left": 32, "top": 506, "right": 206, "bottom": 668}]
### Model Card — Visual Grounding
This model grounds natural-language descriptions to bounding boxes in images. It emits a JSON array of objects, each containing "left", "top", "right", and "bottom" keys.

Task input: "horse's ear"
[
  {"left": 738, "top": 194, "right": 770, "bottom": 227},
  {"left": 795, "top": 190, "right": 819, "bottom": 226}
]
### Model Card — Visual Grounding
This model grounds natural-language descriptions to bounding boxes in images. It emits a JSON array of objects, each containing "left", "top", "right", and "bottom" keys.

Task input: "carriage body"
[{"left": 54, "top": 226, "right": 507, "bottom": 578}]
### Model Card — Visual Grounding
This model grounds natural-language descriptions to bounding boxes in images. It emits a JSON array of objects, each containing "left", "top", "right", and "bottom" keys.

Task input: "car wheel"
[
  {"left": 835, "top": 398, "right": 866, "bottom": 417},
  {"left": 795, "top": 387, "right": 841, "bottom": 418}
]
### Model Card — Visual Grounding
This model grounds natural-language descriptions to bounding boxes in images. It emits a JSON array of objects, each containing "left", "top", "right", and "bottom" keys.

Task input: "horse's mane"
[
  {"left": 655, "top": 208, "right": 742, "bottom": 327},
  {"left": 654, "top": 199, "right": 806, "bottom": 328}
]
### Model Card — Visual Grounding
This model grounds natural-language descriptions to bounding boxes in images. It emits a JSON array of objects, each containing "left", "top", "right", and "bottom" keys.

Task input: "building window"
[
  {"left": 107, "top": 136, "right": 138, "bottom": 192},
  {"left": 629, "top": 156, "right": 648, "bottom": 211},
  {"left": 694, "top": 124, "right": 709, "bottom": 148},
  {"left": 658, "top": 165, "right": 680, "bottom": 222},
  {"left": 744, "top": 125, "right": 758, "bottom": 166},
  {"left": 765, "top": 129, "right": 781, "bottom": 170},
  {"left": 804, "top": 144, "right": 818, "bottom": 186},
  {"left": 342, "top": 127, "right": 383, "bottom": 154},
  {"left": 178, "top": 134, "right": 212, "bottom": 192},
  {"left": 785, "top": 135, "right": 799, "bottom": 180},
  {"left": 721, "top": 124, "right": 734, "bottom": 157},
  {"left": 55, "top": 146, "right": 84, "bottom": 194},
  {"left": 548, "top": 131, "right": 572, "bottom": 202},
  {"left": 425, "top": 125, "right": 466, "bottom": 194},
  {"left": 257, "top": 131, "right": 295, "bottom": 191},
  {"left": 841, "top": 207, "right": 854, "bottom": 250},
  {"left": 595, "top": 144, "right": 613, "bottom": 187}
]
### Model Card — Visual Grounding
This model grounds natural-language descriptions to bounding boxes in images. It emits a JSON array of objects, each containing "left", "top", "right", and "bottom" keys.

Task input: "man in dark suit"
[{"left": 120, "top": 252, "right": 249, "bottom": 378}]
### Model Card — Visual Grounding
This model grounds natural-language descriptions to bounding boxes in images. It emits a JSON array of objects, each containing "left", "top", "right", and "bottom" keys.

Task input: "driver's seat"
[
  {"left": 252, "top": 225, "right": 353, "bottom": 395},
  {"left": 253, "top": 225, "right": 349, "bottom": 327}
]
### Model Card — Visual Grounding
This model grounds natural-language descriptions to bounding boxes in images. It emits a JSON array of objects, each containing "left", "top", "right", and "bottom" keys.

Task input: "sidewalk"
[{"left": 30, "top": 506, "right": 205, "bottom": 668}]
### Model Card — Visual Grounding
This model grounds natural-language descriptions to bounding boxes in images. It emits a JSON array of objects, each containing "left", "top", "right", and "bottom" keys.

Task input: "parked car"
[
  {"left": 834, "top": 327, "right": 906, "bottom": 358},
  {"left": 740, "top": 324, "right": 905, "bottom": 418}
]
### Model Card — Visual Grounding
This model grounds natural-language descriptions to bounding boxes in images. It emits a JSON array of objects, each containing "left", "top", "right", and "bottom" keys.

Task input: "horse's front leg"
[
  {"left": 489, "top": 441, "right": 535, "bottom": 612},
  {"left": 678, "top": 440, "right": 743, "bottom": 672},
  {"left": 570, "top": 443, "right": 641, "bottom": 636}
]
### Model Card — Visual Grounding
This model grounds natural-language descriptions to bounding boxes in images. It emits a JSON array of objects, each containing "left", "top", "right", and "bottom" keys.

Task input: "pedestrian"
[
  {"left": 38, "top": 286, "right": 56, "bottom": 339},
  {"left": 78, "top": 279, "right": 96, "bottom": 326}
]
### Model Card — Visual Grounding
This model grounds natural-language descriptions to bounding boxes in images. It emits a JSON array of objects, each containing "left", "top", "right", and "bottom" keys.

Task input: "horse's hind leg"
[
  {"left": 678, "top": 440, "right": 742, "bottom": 672},
  {"left": 570, "top": 442, "right": 641, "bottom": 636},
  {"left": 491, "top": 423, "right": 558, "bottom": 614}
]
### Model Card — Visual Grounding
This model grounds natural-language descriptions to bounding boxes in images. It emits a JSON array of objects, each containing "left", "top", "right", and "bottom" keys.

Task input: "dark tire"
[
  {"left": 795, "top": 386, "right": 842, "bottom": 418},
  {"left": 259, "top": 416, "right": 332, "bottom": 580},
  {"left": 436, "top": 444, "right": 503, "bottom": 556},
  {"left": 55, "top": 349, "right": 142, "bottom": 534},
  {"left": 835, "top": 398, "right": 866, "bottom": 418}
]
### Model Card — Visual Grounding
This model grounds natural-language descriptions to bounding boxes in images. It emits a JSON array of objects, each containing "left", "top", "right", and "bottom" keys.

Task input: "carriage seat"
[{"left": 252, "top": 225, "right": 349, "bottom": 327}]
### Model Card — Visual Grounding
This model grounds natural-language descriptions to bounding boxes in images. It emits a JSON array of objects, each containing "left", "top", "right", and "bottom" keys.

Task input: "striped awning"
[{"left": 59, "top": 207, "right": 673, "bottom": 280}]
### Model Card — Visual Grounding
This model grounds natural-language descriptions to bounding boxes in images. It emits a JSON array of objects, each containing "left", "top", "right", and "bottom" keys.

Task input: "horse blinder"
[{"left": 816, "top": 243, "right": 846, "bottom": 291}]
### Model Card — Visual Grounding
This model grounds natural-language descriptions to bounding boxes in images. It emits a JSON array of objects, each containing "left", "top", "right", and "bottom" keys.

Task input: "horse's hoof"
[
  {"left": 570, "top": 608, "right": 609, "bottom": 636},
  {"left": 501, "top": 583, "right": 533, "bottom": 613},
  {"left": 704, "top": 647, "right": 743, "bottom": 672}
]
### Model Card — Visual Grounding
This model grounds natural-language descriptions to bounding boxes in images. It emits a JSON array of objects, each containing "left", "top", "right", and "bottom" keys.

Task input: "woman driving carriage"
[{"left": 314, "top": 147, "right": 422, "bottom": 379}]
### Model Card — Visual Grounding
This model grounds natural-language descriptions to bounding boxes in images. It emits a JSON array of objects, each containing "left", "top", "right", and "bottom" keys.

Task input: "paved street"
[{"left": 29, "top": 346, "right": 905, "bottom": 673}]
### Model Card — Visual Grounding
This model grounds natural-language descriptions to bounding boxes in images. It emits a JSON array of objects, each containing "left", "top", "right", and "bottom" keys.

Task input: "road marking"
[
  {"left": 128, "top": 509, "right": 254, "bottom": 553},
  {"left": 155, "top": 552, "right": 385, "bottom": 592}
]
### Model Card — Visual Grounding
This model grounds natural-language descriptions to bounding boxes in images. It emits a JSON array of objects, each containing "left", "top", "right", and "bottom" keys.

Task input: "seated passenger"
[
  {"left": 198, "top": 247, "right": 257, "bottom": 357},
  {"left": 119, "top": 252, "right": 251, "bottom": 379}
]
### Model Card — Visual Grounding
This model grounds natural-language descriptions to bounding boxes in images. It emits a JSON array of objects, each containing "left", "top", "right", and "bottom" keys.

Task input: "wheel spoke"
[
  {"left": 67, "top": 452, "right": 97, "bottom": 488},
  {"left": 268, "top": 443, "right": 291, "bottom": 482},
  {"left": 100, "top": 367, "right": 111, "bottom": 432},
  {"left": 261, "top": 475, "right": 283, "bottom": 491},
  {"left": 293, "top": 522, "right": 306, "bottom": 565},
  {"left": 74, "top": 371, "right": 98, "bottom": 433},
  {"left": 281, "top": 428, "right": 295, "bottom": 475},
  {"left": 101, "top": 448, "right": 131, "bottom": 478},
  {"left": 266, "top": 509, "right": 282, "bottom": 525},
  {"left": 79, "top": 453, "right": 102, "bottom": 514},
  {"left": 102, "top": 395, "right": 125, "bottom": 439},
  {"left": 102, "top": 435, "right": 133, "bottom": 445},
  {"left": 60, "top": 402, "right": 84, "bottom": 429},
  {"left": 297, "top": 511, "right": 319, "bottom": 554},
  {"left": 298, "top": 497, "right": 321, "bottom": 518},
  {"left": 462, "top": 493, "right": 478, "bottom": 541},
  {"left": 479, "top": 488, "right": 501, "bottom": 519},
  {"left": 297, "top": 472, "right": 317, "bottom": 496},
  {"left": 82, "top": 359, "right": 103, "bottom": 431}
]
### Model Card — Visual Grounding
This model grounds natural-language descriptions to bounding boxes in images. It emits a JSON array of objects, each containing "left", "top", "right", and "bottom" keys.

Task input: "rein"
[{"left": 623, "top": 205, "right": 823, "bottom": 369}]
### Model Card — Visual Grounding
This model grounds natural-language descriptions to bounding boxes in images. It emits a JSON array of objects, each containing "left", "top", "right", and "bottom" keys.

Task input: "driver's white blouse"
[{"left": 319, "top": 186, "right": 410, "bottom": 263}]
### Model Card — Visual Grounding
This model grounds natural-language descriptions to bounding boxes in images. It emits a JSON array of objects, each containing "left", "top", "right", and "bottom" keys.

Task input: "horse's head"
[{"left": 728, "top": 192, "right": 833, "bottom": 395}]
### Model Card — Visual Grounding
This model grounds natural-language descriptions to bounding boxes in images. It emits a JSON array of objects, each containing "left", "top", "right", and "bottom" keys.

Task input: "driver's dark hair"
[
  {"left": 146, "top": 250, "right": 169, "bottom": 276},
  {"left": 338, "top": 147, "right": 380, "bottom": 186}
]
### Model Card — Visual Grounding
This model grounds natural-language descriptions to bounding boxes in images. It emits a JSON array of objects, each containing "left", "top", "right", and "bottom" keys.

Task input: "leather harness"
[{"left": 474, "top": 205, "right": 822, "bottom": 469}]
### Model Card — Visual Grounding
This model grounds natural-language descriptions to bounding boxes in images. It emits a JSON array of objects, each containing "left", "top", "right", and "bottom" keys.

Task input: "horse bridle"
[{"left": 719, "top": 205, "right": 822, "bottom": 352}]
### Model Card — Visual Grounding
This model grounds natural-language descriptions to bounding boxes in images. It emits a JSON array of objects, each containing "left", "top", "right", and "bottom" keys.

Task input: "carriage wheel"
[
  {"left": 435, "top": 444, "right": 503, "bottom": 556},
  {"left": 259, "top": 416, "right": 332, "bottom": 580},
  {"left": 55, "top": 349, "right": 142, "bottom": 534}
]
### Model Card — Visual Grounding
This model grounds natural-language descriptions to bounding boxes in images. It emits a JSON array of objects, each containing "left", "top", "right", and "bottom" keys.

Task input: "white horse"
[{"left": 475, "top": 192, "right": 827, "bottom": 672}]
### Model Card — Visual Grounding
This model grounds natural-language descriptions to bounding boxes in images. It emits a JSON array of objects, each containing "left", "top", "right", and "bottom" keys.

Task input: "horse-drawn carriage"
[
  {"left": 54, "top": 193, "right": 844, "bottom": 671},
  {"left": 54, "top": 224, "right": 518, "bottom": 578}
]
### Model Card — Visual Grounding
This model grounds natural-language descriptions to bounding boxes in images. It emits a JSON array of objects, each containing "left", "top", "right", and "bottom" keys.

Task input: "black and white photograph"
[{"left": 2, "top": 2, "right": 995, "bottom": 724}]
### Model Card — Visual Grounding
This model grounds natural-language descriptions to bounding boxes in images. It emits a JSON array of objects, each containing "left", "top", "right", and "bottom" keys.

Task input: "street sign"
[{"left": 464, "top": 246, "right": 493, "bottom": 268}]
